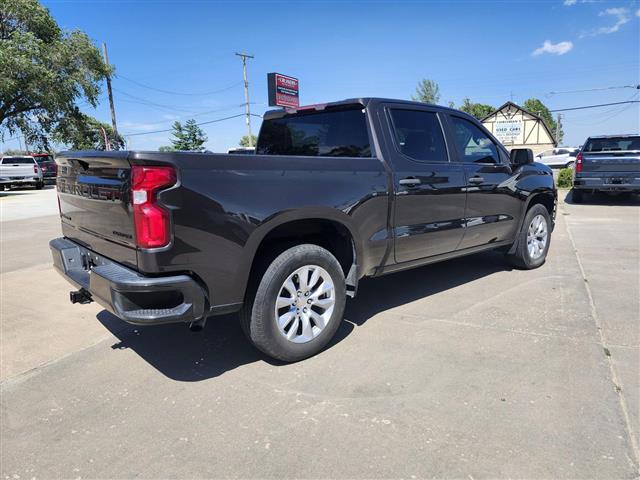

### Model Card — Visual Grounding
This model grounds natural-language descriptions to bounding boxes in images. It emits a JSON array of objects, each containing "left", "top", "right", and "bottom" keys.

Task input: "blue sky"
[{"left": 4, "top": 0, "right": 640, "bottom": 152}]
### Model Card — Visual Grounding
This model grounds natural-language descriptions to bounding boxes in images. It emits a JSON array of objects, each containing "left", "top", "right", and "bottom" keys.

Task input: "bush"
[{"left": 557, "top": 168, "right": 573, "bottom": 188}]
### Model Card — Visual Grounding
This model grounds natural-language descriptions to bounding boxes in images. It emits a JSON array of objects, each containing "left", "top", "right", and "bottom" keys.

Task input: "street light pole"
[{"left": 235, "top": 52, "right": 254, "bottom": 147}]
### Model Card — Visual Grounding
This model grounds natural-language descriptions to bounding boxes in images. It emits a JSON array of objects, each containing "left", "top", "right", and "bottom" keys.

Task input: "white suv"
[{"left": 535, "top": 147, "right": 579, "bottom": 168}]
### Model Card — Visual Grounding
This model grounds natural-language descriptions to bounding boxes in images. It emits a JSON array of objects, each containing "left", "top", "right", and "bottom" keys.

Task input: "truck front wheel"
[
  {"left": 506, "top": 204, "right": 551, "bottom": 269},
  {"left": 240, "top": 244, "right": 346, "bottom": 362}
]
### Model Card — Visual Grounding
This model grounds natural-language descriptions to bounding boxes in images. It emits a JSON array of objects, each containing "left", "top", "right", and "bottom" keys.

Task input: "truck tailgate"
[
  {"left": 582, "top": 151, "right": 640, "bottom": 173},
  {"left": 56, "top": 152, "right": 138, "bottom": 268}
]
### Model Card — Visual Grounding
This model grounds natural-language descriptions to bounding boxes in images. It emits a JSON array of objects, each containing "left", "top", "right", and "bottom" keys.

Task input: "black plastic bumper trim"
[{"left": 50, "top": 237, "right": 207, "bottom": 325}]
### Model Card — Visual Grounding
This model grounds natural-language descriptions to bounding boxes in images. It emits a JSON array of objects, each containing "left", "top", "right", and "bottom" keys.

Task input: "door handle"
[
  {"left": 399, "top": 177, "right": 421, "bottom": 187},
  {"left": 468, "top": 176, "right": 484, "bottom": 185}
]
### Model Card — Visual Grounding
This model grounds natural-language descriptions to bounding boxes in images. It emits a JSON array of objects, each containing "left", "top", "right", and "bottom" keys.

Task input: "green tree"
[
  {"left": 158, "top": 145, "right": 174, "bottom": 152},
  {"left": 459, "top": 97, "right": 495, "bottom": 120},
  {"left": 169, "top": 119, "right": 207, "bottom": 151},
  {"left": 239, "top": 135, "right": 257, "bottom": 147},
  {"left": 0, "top": 0, "right": 110, "bottom": 149},
  {"left": 412, "top": 79, "right": 441, "bottom": 104},
  {"left": 522, "top": 98, "right": 563, "bottom": 143},
  {"left": 52, "top": 113, "right": 124, "bottom": 150}
]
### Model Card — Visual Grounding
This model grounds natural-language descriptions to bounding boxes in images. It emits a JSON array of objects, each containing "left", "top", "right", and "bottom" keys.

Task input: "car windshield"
[
  {"left": 1, "top": 157, "right": 35, "bottom": 164},
  {"left": 584, "top": 137, "right": 640, "bottom": 152},
  {"left": 34, "top": 155, "right": 54, "bottom": 164}
]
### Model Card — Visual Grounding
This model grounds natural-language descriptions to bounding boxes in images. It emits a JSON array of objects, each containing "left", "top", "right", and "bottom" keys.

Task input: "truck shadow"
[
  {"left": 97, "top": 250, "right": 511, "bottom": 382},
  {"left": 564, "top": 190, "right": 640, "bottom": 206}
]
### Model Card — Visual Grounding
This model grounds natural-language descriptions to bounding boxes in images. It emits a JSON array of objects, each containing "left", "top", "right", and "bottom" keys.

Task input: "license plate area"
[{"left": 609, "top": 177, "right": 628, "bottom": 185}]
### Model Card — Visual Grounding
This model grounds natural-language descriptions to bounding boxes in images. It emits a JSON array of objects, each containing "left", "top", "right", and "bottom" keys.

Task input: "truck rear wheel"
[
  {"left": 240, "top": 244, "right": 346, "bottom": 362},
  {"left": 506, "top": 204, "right": 551, "bottom": 270}
]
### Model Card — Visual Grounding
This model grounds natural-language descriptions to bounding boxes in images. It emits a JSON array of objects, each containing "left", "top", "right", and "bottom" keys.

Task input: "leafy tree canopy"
[
  {"left": 459, "top": 97, "right": 495, "bottom": 120},
  {"left": 239, "top": 134, "right": 257, "bottom": 147},
  {"left": 522, "top": 98, "right": 563, "bottom": 143},
  {"left": 412, "top": 79, "right": 441, "bottom": 104},
  {"left": 52, "top": 112, "right": 124, "bottom": 150},
  {"left": 169, "top": 119, "right": 207, "bottom": 151},
  {"left": 0, "top": 0, "right": 111, "bottom": 149}
]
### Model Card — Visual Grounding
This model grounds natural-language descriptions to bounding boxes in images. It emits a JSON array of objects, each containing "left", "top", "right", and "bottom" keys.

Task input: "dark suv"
[{"left": 32, "top": 153, "right": 57, "bottom": 184}]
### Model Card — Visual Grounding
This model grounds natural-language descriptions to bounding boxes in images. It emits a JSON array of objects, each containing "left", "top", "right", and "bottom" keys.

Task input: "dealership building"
[{"left": 481, "top": 101, "right": 557, "bottom": 155}]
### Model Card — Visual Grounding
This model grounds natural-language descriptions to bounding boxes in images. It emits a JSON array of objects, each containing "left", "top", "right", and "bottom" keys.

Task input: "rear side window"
[
  {"left": 584, "top": 137, "right": 640, "bottom": 152},
  {"left": 1, "top": 157, "right": 35, "bottom": 165},
  {"left": 256, "top": 107, "right": 371, "bottom": 157},
  {"left": 449, "top": 116, "right": 499, "bottom": 164},
  {"left": 389, "top": 109, "right": 448, "bottom": 163}
]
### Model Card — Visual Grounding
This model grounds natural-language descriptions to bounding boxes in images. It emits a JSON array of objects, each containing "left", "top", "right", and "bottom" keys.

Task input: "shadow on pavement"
[
  {"left": 564, "top": 189, "right": 640, "bottom": 206},
  {"left": 0, "top": 185, "right": 56, "bottom": 197},
  {"left": 97, "top": 250, "right": 511, "bottom": 382}
]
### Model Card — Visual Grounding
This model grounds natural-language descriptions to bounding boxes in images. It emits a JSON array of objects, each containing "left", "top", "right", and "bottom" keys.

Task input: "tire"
[
  {"left": 506, "top": 204, "right": 552, "bottom": 270},
  {"left": 240, "top": 244, "right": 346, "bottom": 362},
  {"left": 565, "top": 161, "right": 574, "bottom": 169},
  {"left": 572, "top": 188, "right": 583, "bottom": 203},
  {"left": 35, "top": 182, "right": 44, "bottom": 190}
]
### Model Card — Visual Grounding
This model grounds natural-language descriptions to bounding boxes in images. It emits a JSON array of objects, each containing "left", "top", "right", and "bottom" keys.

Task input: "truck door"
[
  {"left": 445, "top": 114, "right": 521, "bottom": 249},
  {"left": 382, "top": 105, "right": 467, "bottom": 263}
]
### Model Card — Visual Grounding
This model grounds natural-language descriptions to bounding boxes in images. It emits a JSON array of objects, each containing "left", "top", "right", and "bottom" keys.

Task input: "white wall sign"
[{"left": 494, "top": 120, "right": 522, "bottom": 143}]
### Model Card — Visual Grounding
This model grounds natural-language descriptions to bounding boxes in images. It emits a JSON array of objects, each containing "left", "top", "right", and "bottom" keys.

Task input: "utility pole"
[
  {"left": 235, "top": 52, "right": 254, "bottom": 147},
  {"left": 102, "top": 43, "right": 118, "bottom": 139},
  {"left": 555, "top": 113, "right": 563, "bottom": 145}
]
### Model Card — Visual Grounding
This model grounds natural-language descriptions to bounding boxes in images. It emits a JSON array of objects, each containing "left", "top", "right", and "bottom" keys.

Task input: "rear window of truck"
[
  {"left": 257, "top": 107, "right": 372, "bottom": 157},
  {"left": 1, "top": 157, "right": 35, "bottom": 164},
  {"left": 584, "top": 137, "right": 640, "bottom": 152}
]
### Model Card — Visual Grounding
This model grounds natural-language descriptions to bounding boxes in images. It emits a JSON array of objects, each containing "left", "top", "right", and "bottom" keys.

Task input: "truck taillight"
[
  {"left": 131, "top": 166, "right": 177, "bottom": 249},
  {"left": 34, "top": 165, "right": 38, "bottom": 174},
  {"left": 575, "top": 152, "right": 583, "bottom": 173}
]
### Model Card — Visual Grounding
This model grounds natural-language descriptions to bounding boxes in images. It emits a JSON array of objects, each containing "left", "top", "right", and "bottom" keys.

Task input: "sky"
[{"left": 3, "top": 0, "right": 640, "bottom": 152}]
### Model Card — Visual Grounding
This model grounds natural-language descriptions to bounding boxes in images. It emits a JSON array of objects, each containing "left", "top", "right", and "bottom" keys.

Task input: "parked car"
[
  {"left": 572, "top": 134, "right": 640, "bottom": 203},
  {"left": 50, "top": 98, "right": 556, "bottom": 361},
  {"left": 535, "top": 147, "right": 579, "bottom": 168},
  {"left": 32, "top": 153, "right": 57, "bottom": 184},
  {"left": 0, "top": 155, "right": 44, "bottom": 190}
]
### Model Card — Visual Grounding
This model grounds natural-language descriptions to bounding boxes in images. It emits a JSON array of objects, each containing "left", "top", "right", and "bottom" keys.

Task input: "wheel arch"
[{"left": 238, "top": 208, "right": 363, "bottom": 301}]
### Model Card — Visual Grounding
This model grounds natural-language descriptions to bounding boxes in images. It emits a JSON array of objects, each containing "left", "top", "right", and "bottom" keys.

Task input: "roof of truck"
[{"left": 262, "top": 97, "right": 464, "bottom": 120}]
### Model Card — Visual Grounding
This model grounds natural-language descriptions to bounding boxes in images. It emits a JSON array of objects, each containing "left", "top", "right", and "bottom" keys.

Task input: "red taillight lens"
[
  {"left": 131, "top": 166, "right": 177, "bottom": 248},
  {"left": 575, "top": 152, "right": 583, "bottom": 173},
  {"left": 34, "top": 165, "right": 38, "bottom": 174}
]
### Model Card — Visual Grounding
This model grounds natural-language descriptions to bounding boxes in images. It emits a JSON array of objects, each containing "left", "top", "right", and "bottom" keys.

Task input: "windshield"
[
  {"left": 584, "top": 137, "right": 640, "bottom": 152},
  {"left": 1, "top": 157, "right": 35, "bottom": 164}
]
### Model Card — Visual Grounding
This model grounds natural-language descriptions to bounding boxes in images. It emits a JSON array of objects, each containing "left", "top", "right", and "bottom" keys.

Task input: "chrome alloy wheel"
[
  {"left": 527, "top": 214, "right": 548, "bottom": 260},
  {"left": 274, "top": 265, "right": 336, "bottom": 344}
]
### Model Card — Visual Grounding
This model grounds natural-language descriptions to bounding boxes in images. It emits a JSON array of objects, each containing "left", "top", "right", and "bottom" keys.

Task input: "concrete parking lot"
[{"left": 1, "top": 187, "right": 638, "bottom": 479}]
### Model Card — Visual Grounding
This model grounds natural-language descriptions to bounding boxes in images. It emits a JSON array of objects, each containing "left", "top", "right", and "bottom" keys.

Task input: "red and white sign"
[{"left": 268, "top": 73, "right": 299, "bottom": 108}]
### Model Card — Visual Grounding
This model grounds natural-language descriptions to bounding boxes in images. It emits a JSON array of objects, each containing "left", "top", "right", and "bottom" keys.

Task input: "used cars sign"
[{"left": 268, "top": 73, "right": 299, "bottom": 108}]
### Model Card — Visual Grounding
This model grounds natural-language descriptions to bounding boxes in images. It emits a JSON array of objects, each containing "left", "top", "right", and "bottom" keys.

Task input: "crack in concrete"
[{"left": 562, "top": 202, "right": 640, "bottom": 472}]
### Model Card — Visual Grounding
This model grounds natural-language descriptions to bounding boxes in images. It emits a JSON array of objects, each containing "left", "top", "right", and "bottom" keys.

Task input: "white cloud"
[
  {"left": 636, "top": 8, "right": 640, "bottom": 16},
  {"left": 582, "top": 7, "right": 631, "bottom": 36},
  {"left": 532, "top": 40, "right": 574, "bottom": 56},
  {"left": 563, "top": 0, "right": 596, "bottom": 5}
]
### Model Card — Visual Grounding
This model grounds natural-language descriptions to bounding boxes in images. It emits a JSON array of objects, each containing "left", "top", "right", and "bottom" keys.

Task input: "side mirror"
[{"left": 510, "top": 148, "right": 534, "bottom": 166}]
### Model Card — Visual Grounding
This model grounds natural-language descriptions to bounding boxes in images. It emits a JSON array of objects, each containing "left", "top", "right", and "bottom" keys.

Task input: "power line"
[
  {"left": 117, "top": 75, "right": 243, "bottom": 96},
  {"left": 123, "top": 113, "right": 245, "bottom": 137},
  {"left": 549, "top": 100, "right": 640, "bottom": 112},
  {"left": 548, "top": 84, "right": 640, "bottom": 96}
]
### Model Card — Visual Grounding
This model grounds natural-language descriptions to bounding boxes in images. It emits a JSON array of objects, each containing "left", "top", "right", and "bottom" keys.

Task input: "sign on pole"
[{"left": 268, "top": 73, "right": 299, "bottom": 108}]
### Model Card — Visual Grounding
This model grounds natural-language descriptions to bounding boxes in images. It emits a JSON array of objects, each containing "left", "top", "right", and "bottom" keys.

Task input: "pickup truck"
[
  {"left": 50, "top": 98, "right": 557, "bottom": 361},
  {"left": 0, "top": 156, "right": 44, "bottom": 190},
  {"left": 572, "top": 134, "right": 640, "bottom": 203}
]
